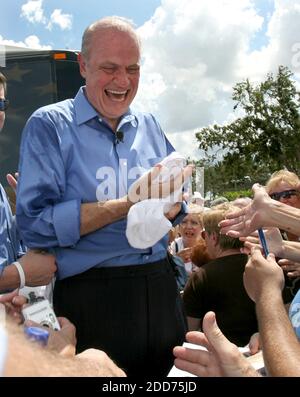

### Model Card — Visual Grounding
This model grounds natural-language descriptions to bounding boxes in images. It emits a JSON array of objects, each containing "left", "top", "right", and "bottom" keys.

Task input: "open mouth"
[
  {"left": 185, "top": 232, "right": 195, "bottom": 238},
  {"left": 105, "top": 89, "right": 129, "bottom": 102}
]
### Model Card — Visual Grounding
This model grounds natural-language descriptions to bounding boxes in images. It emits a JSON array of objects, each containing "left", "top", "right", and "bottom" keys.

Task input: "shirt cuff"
[
  {"left": 172, "top": 201, "right": 188, "bottom": 227},
  {"left": 53, "top": 199, "right": 81, "bottom": 247}
]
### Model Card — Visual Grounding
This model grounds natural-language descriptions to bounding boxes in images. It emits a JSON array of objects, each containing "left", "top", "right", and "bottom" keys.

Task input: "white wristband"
[{"left": 12, "top": 261, "right": 26, "bottom": 289}]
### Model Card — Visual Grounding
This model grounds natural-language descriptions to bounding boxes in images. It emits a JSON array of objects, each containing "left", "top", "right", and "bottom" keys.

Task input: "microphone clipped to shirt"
[{"left": 115, "top": 130, "right": 124, "bottom": 144}]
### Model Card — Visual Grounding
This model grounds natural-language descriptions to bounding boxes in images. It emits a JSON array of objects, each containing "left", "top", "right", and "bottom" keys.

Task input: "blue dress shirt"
[
  {"left": 289, "top": 289, "right": 300, "bottom": 340},
  {"left": 0, "top": 184, "right": 24, "bottom": 276},
  {"left": 17, "top": 87, "right": 186, "bottom": 280}
]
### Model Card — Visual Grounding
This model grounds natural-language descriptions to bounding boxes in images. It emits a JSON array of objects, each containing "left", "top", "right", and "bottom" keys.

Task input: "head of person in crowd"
[
  {"left": 190, "top": 239, "right": 211, "bottom": 268},
  {"left": 265, "top": 169, "right": 300, "bottom": 209},
  {"left": 179, "top": 204, "right": 204, "bottom": 248},
  {"left": 231, "top": 196, "right": 252, "bottom": 209},
  {"left": 210, "top": 196, "right": 228, "bottom": 207},
  {"left": 191, "top": 191, "right": 204, "bottom": 207},
  {"left": 202, "top": 203, "right": 243, "bottom": 259},
  {"left": 0, "top": 72, "right": 8, "bottom": 132},
  {"left": 78, "top": 16, "right": 141, "bottom": 131}
]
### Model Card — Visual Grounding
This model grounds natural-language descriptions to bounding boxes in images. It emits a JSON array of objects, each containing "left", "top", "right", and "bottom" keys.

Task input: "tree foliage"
[{"left": 196, "top": 66, "right": 300, "bottom": 187}]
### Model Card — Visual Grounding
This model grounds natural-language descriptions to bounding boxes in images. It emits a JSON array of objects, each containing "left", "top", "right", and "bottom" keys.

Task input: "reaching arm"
[
  {"left": 4, "top": 320, "right": 126, "bottom": 377},
  {"left": 255, "top": 290, "right": 300, "bottom": 377},
  {"left": 241, "top": 228, "right": 300, "bottom": 263},
  {"left": 219, "top": 184, "right": 300, "bottom": 238},
  {"left": 80, "top": 197, "right": 132, "bottom": 236},
  {"left": 243, "top": 248, "right": 300, "bottom": 376},
  {"left": 0, "top": 251, "right": 56, "bottom": 292}
]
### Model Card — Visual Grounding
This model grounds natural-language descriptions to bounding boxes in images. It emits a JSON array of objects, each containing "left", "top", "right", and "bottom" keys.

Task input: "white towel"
[{"left": 126, "top": 152, "right": 186, "bottom": 249}]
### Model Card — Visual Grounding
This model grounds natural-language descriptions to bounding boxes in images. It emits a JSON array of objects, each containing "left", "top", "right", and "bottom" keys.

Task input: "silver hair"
[{"left": 81, "top": 16, "right": 142, "bottom": 60}]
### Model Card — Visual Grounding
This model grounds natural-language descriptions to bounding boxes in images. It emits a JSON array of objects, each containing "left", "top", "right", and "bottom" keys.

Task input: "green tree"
[{"left": 196, "top": 66, "right": 300, "bottom": 177}]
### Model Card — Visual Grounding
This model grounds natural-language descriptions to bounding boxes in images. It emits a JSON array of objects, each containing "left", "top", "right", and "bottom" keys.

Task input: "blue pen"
[{"left": 258, "top": 228, "right": 269, "bottom": 257}]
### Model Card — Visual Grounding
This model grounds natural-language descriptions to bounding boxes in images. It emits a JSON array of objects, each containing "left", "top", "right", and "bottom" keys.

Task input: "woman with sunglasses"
[
  {"left": 266, "top": 170, "right": 300, "bottom": 242},
  {"left": 265, "top": 170, "right": 300, "bottom": 300}
]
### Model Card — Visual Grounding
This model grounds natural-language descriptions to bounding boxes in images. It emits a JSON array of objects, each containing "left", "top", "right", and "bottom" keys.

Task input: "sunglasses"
[
  {"left": 0, "top": 99, "right": 9, "bottom": 111},
  {"left": 270, "top": 189, "right": 299, "bottom": 201}
]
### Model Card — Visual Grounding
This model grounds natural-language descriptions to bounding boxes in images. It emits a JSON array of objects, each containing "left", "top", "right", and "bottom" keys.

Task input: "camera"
[{"left": 22, "top": 299, "right": 61, "bottom": 331}]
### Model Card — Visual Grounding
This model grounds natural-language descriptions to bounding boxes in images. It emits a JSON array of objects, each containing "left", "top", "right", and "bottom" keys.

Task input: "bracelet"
[{"left": 12, "top": 261, "right": 26, "bottom": 289}]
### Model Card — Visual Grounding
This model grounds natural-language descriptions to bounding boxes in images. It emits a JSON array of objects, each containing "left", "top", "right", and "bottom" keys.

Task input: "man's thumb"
[{"left": 202, "top": 311, "right": 230, "bottom": 352}]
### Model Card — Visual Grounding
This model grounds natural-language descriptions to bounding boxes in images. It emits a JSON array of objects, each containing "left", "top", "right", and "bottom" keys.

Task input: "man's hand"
[
  {"left": 177, "top": 247, "right": 192, "bottom": 263},
  {"left": 173, "top": 311, "right": 258, "bottom": 377},
  {"left": 127, "top": 164, "right": 193, "bottom": 204},
  {"left": 219, "top": 184, "right": 272, "bottom": 238},
  {"left": 248, "top": 332, "right": 261, "bottom": 355},
  {"left": 0, "top": 289, "right": 27, "bottom": 323},
  {"left": 19, "top": 250, "right": 57, "bottom": 286},
  {"left": 6, "top": 173, "right": 18, "bottom": 193},
  {"left": 25, "top": 316, "right": 77, "bottom": 357},
  {"left": 243, "top": 247, "right": 284, "bottom": 303},
  {"left": 240, "top": 227, "right": 285, "bottom": 257},
  {"left": 278, "top": 258, "right": 300, "bottom": 278},
  {"left": 76, "top": 349, "right": 126, "bottom": 377},
  {"left": 164, "top": 202, "right": 182, "bottom": 220}
]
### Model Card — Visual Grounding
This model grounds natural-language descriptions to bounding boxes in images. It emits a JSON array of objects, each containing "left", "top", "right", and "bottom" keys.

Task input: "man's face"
[
  {"left": 79, "top": 29, "right": 140, "bottom": 130},
  {"left": 0, "top": 84, "right": 5, "bottom": 132}
]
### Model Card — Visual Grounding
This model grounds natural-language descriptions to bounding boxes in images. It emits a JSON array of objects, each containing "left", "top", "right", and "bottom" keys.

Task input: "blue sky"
[
  {"left": 0, "top": 0, "right": 274, "bottom": 52},
  {"left": 1, "top": 1, "right": 299, "bottom": 159},
  {"left": 0, "top": 0, "right": 162, "bottom": 50}
]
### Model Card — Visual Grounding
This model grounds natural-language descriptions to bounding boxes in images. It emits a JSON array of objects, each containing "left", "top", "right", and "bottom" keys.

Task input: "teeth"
[{"left": 107, "top": 90, "right": 127, "bottom": 95}]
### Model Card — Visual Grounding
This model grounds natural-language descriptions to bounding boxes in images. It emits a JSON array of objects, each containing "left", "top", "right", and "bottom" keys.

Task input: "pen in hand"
[{"left": 258, "top": 228, "right": 269, "bottom": 257}]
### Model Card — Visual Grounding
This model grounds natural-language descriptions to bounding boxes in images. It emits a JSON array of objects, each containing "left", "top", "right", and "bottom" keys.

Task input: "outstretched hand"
[
  {"left": 219, "top": 184, "right": 272, "bottom": 238},
  {"left": 173, "top": 311, "right": 257, "bottom": 377},
  {"left": 243, "top": 247, "right": 284, "bottom": 303}
]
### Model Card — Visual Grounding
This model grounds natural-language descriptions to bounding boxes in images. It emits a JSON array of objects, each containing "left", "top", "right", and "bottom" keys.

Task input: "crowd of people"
[{"left": 0, "top": 16, "right": 300, "bottom": 378}]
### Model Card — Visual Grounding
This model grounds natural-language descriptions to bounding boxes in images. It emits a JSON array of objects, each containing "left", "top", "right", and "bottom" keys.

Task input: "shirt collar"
[{"left": 74, "top": 86, "right": 138, "bottom": 128}]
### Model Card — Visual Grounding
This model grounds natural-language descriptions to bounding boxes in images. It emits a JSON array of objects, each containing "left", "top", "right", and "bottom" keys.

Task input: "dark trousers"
[{"left": 53, "top": 258, "right": 187, "bottom": 377}]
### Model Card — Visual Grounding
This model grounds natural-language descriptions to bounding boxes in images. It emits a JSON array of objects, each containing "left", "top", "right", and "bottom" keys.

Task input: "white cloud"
[
  {"left": 47, "top": 9, "right": 73, "bottom": 31},
  {"left": 240, "top": 0, "right": 300, "bottom": 80},
  {"left": 21, "top": 0, "right": 46, "bottom": 24},
  {"left": 20, "top": 0, "right": 73, "bottom": 31},
  {"left": 165, "top": 128, "right": 204, "bottom": 160},
  {"left": 134, "top": 0, "right": 300, "bottom": 160},
  {"left": 135, "top": 0, "right": 263, "bottom": 132},
  {"left": 0, "top": 35, "right": 51, "bottom": 50}
]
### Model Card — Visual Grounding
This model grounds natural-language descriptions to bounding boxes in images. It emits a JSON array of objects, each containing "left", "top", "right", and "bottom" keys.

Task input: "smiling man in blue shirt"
[{"left": 16, "top": 17, "right": 192, "bottom": 377}]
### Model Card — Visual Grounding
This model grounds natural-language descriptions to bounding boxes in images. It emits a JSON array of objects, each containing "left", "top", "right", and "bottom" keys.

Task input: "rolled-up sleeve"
[
  {"left": 16, "top": 112, "right": 81, "bottom": 249},
  {"left": 53, "top": 199, "right": 81, "bottom": 247}
]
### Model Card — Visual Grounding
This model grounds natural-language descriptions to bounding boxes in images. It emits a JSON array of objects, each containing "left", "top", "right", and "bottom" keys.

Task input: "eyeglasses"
[
  {"left": 0, "top": 99, "right": 9, "bottom": 111},
  {"left": 270, "top": 189, "right": 299, "bottom": 201}
]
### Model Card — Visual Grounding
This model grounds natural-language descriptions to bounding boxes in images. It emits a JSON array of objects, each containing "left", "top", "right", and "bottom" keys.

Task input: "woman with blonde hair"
[
  {"left": 265, "top": 169, "right": 300, "bottom": 241},
  {"left": 169, "top": 204, "right": 204, "bottom": 274}
]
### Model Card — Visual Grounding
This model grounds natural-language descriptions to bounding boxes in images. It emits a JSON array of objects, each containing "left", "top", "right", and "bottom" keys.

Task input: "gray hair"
[{"left": 81, "top": 16, "right": 142, "bottom": 60}]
